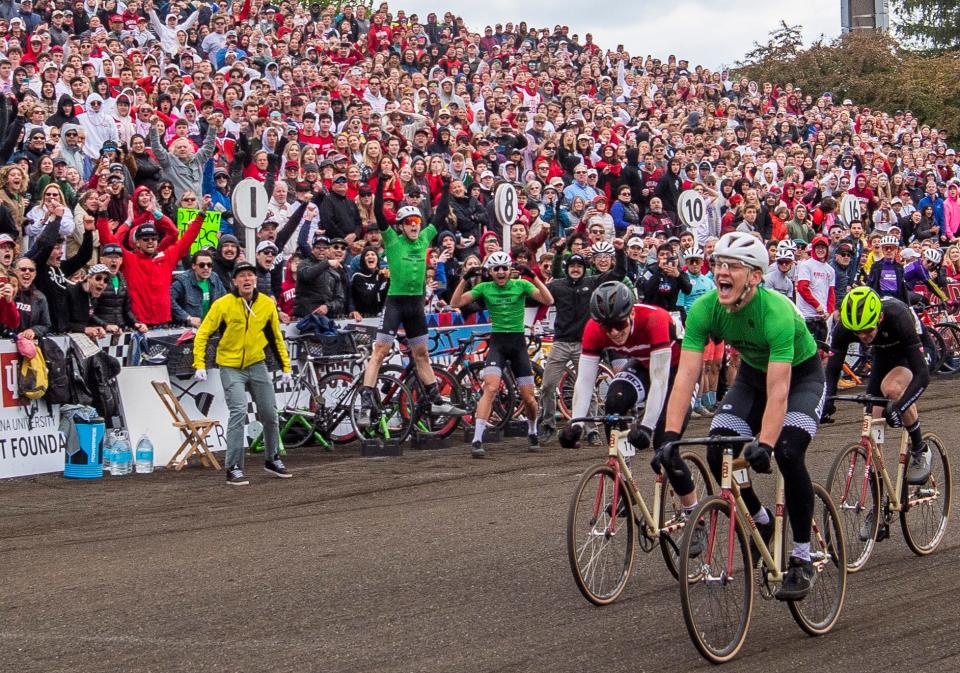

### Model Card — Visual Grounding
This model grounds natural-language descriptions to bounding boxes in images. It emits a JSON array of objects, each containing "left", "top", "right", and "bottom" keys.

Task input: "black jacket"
[
  {"left": 14, "top": 285, "right": 51, "bottom": 336},
  {"left": 94, "top": 272, "right": 138, "bottom": 328},
  {"left": 351, "top": 268, "right": 388, "bottom": 317},
  {"left": 318, "top": 191, "right": 361, "bottom": 240},
  {"left": 548, "top": 252, "right": 627, "bottom": 343},
  {"left": 449, "top": 194, "right": 487, "bottom": 239},
  {"left": 27, "top": 217, "right": 93, "bottom": 332},
  {"left": 642, "top": 262, "right": 693, "bottom": 312},
  {"left": 65, "top": 283, "right": 107, "bottom": 332},
  {"left": 294, "top": 256, "right": 347, "bottom": 318}
]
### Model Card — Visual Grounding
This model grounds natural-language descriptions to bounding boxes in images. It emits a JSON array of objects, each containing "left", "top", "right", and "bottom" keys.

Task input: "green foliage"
[
  {"left": 298, "top": 0, "right": 375, "bottom": 11},
  {"left": 734, "top": 24, "right": 960, "bottom": 140},
  {"left": 893, "top": 0, "right": 960, "bottom": 52}
]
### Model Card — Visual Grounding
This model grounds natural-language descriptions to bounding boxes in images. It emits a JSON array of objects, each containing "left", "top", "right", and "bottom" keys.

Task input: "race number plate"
[
  {"left": 618, "top": 435, "right": 636, "bottom": 458},
  {"left": 871, "top": 423, "right": 885, "bottom": 446},
  {"left": 733, "top": 469, "right": 751, "bottom": 487}
]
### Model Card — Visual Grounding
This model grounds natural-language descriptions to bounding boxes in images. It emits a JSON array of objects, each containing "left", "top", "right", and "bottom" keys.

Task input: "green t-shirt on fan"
[
  {"left": 681, "top": 287, "right": 817, "bottom": 371},
  {"left": 470, "top": 279, "right": 536, "bottom": 333}
]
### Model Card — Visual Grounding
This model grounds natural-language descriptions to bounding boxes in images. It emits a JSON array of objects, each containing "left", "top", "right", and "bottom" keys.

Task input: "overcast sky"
[{"left": 400, "top": 0, "right": 841, "bottom": 69}]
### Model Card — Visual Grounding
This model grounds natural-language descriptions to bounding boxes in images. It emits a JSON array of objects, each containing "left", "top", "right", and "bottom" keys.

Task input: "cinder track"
[{"left": 2, "top": 379, "right": 959, "bottom": 672}]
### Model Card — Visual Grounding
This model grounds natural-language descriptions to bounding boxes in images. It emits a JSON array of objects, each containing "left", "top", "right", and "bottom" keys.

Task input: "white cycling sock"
[
  {"left": 528, "top": 417, "right": 538, "bottom": 435},
  {"left": 473, "top": 419, "right": 488, "bottom": 444},
  {"left": 683, "top": 501, "right": 698, "bottom": 516},
  {"left": 753, "top": 507, "right": 771, "bottom": 525},
  {"left": 791, "top": 542, "right": 811, "bottom": 562}
]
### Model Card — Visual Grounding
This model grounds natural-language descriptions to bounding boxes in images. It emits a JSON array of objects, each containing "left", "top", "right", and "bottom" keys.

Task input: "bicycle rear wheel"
[
  {"left": 659, "top": 451, "right": 715, "bottom": 579},
  {"left": 824, "top": 442, "right": 880, "bottom": 572},
  {"left": 786, "top": 483, "right": 847, "bottom": 636},
  {"left": 566, "top": 464, "right": 636, "bottom": 606},
  {"left": 900, "top": 433, "right": 952, "bottom": 556},
  {"left": 558, "top": 363, "right": 614, "bottom": 419},
  {"left": 921, "top": 328, "right": 946, "bottom": 375},
  {"left": 679, "top": 496, "right": 753, "bottom": 664},
  {"left": 455, "top": 361, "right": 515, "bottom": 431},
  {"left": 935, "top": 323, "right": 960, "bottom": 373}
]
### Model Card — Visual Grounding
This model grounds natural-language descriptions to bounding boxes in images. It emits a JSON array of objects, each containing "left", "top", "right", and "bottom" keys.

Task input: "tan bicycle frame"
[
  {"left": 606, "top": 427, "right": 681, "bottom": 540},
  {"left": 859, "top": 412, "right": 910, "bottom": 511}
]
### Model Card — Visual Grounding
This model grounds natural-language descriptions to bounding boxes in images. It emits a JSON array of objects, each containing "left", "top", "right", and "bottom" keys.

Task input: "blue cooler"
[{"left": 64, "top": 417, "right": 105, "bottom": 479}]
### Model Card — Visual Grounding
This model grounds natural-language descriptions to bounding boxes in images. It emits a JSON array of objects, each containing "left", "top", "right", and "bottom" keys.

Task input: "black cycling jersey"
[{"left": 825, "top": 297, "right": 929, "bottom": 415}]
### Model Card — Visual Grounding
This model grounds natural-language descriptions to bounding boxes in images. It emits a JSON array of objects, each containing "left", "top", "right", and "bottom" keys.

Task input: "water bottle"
[
  {"left": 103, "top": 430, "right": 115, "bottom": 472},
  {"left": 135, "top": 434, "right": 155, "bottom": 474},
  {"left": 112, "top": 431, "right": 133, "bottom": 476}
]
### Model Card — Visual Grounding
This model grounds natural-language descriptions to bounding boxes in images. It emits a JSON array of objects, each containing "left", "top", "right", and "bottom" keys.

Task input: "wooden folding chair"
[{"left": 151, "top": 381, "right": 222, "bottom": 471}]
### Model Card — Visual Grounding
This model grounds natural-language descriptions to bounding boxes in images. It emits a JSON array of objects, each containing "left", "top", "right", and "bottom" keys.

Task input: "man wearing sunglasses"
[
  {"left": 171, "top": 250, "right": 228, "bottom": 328},
  {"left": 660, "top": 232, "right": 825, "bottom": 601},
  {"left": 357, "top": 172, "right": 466, "bottom": 425},
  {"left": 452, "top": 251, "right": 554, "bottom": 458}
]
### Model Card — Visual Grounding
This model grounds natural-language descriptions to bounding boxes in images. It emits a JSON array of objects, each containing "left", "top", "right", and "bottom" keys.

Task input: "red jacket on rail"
[{"left": 95, "top": 212, "right": 204, "bottom": 325}]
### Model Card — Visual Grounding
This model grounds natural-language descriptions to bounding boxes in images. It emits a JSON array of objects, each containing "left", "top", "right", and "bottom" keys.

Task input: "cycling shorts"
[
  {"left": 711, "top": 355, "right": 826, "bottom": 440},
  {"left": 377, "top": 295, "right": 428, "bottom": 343},
  {"left": 484, "top": 333, "right": 533, "bottom": 381}
]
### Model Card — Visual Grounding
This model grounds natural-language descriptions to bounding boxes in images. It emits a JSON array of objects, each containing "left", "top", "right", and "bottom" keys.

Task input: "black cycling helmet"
[
  {"left": 564, "top": 253, "right": 587, "bottom": 270},
  {"left": 590, "top": 281, "right": 634, "bottom": 325}
]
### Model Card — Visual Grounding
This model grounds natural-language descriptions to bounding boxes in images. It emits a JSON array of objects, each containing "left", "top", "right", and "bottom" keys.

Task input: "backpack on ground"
[{"left": 39, "top": 337, "right": 73, "bottom": 405}]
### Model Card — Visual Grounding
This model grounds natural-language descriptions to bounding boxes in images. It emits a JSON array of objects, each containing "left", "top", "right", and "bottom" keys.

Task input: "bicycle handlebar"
[
  {"left": 569, "top": 414, "right": 635, "bottom": 425},
  {"left": 661, "top": 435, "right": 755, "bottom": 452},
  {"left": 829, "top": 394, "right": 889, "bottom": 406}
]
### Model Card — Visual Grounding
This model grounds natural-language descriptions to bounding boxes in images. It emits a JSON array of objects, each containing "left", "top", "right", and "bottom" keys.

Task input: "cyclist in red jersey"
[{"left": 560, "top": 281, "right": 704, "bottom": 551}]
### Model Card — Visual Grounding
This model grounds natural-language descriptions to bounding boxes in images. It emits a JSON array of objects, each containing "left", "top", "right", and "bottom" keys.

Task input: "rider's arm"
[
  {"left": 451, "top": 277, "right": 479, "bottom": 309},
  {"left": 664, "top": 349, "right": 703, "bottom": 434},
  {"left": 759, "top": 361, "right": 791, "bottom": 446},
  {"left": 640, "top": 347, "right": 671, "bottom": 431},
  {"left": 570, "top": 353, "right": 601, "bottom": 426},
  {"left": 823, "top": 326, "right": 855, "bottom": 400},
  {"left": 526, "top": 276, "right": 553, "bottom": 306}
]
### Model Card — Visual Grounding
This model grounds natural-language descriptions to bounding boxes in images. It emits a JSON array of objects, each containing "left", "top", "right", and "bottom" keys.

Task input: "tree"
[
  {"left": 735, "top": 25, "right": 960, "bottom": 140},
  {"left": 893, "top": 0, "right": 960, "bottom": 52}
]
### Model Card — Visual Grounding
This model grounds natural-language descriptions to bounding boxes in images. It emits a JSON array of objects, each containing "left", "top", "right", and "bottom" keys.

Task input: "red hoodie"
[{"left": 96, "top": 212, "right": 204, "bottom": 325}]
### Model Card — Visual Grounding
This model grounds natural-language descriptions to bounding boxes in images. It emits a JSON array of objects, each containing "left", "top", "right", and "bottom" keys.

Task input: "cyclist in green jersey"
[
  {"left": 358, "top": 169, "right": 464, "bottom": 423},
  {"left": 451, "top": 251, "right": 554, "bottom": 458},
  {"left": 659, "top": 232, "right": 826, "bottom": 601}
]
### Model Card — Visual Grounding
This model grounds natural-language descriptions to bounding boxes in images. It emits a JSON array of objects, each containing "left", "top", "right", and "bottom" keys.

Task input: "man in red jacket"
[{"left": 95, "top": 213, "right": 205, "bottom": 326}]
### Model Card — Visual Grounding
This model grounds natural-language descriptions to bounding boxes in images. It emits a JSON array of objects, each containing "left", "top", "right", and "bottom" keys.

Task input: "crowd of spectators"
[{"left": 0, "top": 0, "right": 957, "bottom": 343}]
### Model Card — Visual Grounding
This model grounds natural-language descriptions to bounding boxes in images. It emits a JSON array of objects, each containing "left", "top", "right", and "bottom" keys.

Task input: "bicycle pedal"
[{"left": 876, "top": 522, "right": 890, "bottom": 542}]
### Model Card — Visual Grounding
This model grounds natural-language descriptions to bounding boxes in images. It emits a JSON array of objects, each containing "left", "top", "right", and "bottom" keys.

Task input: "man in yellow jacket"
[{"left": 193, "top": 262, "right": 293, "bottom": 486}]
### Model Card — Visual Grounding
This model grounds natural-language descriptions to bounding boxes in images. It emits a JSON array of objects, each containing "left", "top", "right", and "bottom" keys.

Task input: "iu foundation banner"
[{"left": 0, "top": 351, "right": 64, "bottom": 478}]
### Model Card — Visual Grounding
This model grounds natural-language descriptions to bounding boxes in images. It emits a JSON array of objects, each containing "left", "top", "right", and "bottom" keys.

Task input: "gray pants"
[
  {"left": 220, "top": 362, "right": 280, "bottom": 469},
  {"left": 538, "top": 341, "right": 596, "bottom": 429}
]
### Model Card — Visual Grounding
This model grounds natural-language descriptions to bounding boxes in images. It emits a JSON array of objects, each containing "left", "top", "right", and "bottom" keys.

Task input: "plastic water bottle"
[
  {"left": 135, "top": 435, "right": 155, "bottom": 474},
  {"left": 103, "top": 430, "right": 115, "bottom": 472},
  {"left": 111, "top": 431, "right": 133, "bottom": 476}
]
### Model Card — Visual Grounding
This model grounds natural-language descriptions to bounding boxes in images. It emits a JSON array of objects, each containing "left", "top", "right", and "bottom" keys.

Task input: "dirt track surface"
[{"left": 2, "top": 379, "right": 959, "bottom": 673}]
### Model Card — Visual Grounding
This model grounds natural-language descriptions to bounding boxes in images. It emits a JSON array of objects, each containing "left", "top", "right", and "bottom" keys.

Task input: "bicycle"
[
  {"left": 824, "top": 394, "right": 951, "bottom": 572},
  {"left": 280, "top": 335, "right": 417, "bottom": 446},
  {"left": 816, "top": 340, "right": 863, "bottom": 388},
  {"left": 565, "top": 415, "right": 714, "bottom": 605},
  {"left": 674, "top": 435, "right": 847, "bottom": 664}
]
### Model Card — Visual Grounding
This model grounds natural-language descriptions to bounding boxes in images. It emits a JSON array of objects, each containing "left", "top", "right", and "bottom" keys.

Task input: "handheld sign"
[
  {"left": 495, "top": 182, "right": 518, "bottom": 249},
  {"left": 232, "top": 178, "right": 269, "bottom": 260},
  {"left": 748, "top": 81, "right": 759, "bottom": 97},
  {"left": 677, "top": 190, "right": 707, "bottom": 230},
  {"left": 176, "top": 209, "right": 222, "bottom": 254},
  {"left": 839, "top": 193, "right": 863, "bottom": 226}
]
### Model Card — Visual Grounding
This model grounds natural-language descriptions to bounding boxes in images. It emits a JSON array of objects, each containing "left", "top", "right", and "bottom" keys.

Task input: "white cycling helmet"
[
  {"left": 923, "top": 248, "right": 943, "bottom": 264},
  {"left": 684, "top": 247, "right": 704, "bottom": 260},
  {"left": 714, "top": 232, "right": 769, "bottom": 273},
  {"left": 776, "top": 239, "right": 798, "bottom": 252},
  {"left": 591, "top": 240, "right": 615, "bottom": 256},
  {"left": 879, "top": 235, "right": 900, "bottom": 247},
  {"left": 396, "top": 205, "right": 422, "bottom": 222},
  {"left": 776, "top": 249, "right": 796, "bottom": 262},
  {"left": 484, "top": 250, "right": 513, "bottom": 269}
]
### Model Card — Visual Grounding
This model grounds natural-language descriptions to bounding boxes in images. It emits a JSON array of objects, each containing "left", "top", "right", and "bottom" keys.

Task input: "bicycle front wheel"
[
  {"left": 566, "top": 464, "right": 636, "bottom": 606},
  {"left": 900, "top": 433, "right": 952, "bottom": 556},
  {"left": 679, "top": 496, "right": 753, "bottom": 664},
  {"left": 350, "top": 374, "right": 416, "bottom": 444},
  {"left": 659, "top": 451, "right": 715, "bottom": 580},
  {"left": 787, "top": 483, "right": 847, "bottom": 636},
  {"left": 825, "top": 442, "right": 880, "bottom": 572}
]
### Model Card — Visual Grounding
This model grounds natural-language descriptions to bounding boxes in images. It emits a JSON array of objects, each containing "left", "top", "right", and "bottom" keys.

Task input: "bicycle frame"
[
  {"left": 710, "top": 448, "right": 786, "bottom": 584},
  {"left": 844, "top": 412, "right": 911, "bottom": 512}
]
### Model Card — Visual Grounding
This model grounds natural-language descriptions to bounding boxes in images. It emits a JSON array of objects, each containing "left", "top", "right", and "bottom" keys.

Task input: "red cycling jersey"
[{"left": 581, "top": 303, "right": 681, "bottom": 367}]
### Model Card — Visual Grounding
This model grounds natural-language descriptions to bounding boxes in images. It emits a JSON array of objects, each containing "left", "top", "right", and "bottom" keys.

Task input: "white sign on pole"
[
  {"left": 677, "top": 190, "right": 707, "bottom": 229},
  {"left": 495, "top": 183, "right": 518, "bottom": 246},
  {"left": 232, "top": 178, "right": 269, "bottom": 259},
  {"left": 839, "top": 193, "right": 863, "bottom": 226}
]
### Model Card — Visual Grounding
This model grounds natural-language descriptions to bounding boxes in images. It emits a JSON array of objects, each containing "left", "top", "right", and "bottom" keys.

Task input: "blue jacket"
[{"left": 170, "top": 271, "right": 228, "bottom": 325}]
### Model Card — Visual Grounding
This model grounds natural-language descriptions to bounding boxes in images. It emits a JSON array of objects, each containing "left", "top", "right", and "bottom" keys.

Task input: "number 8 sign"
[{"left": 678, "top": 190, "right": 707, "bottom": 229}]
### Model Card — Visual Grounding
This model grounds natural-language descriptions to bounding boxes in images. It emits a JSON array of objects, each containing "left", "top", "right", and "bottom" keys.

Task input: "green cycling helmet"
[{"left": 840, "top": 287, "right": 882, "bottom": 331}]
